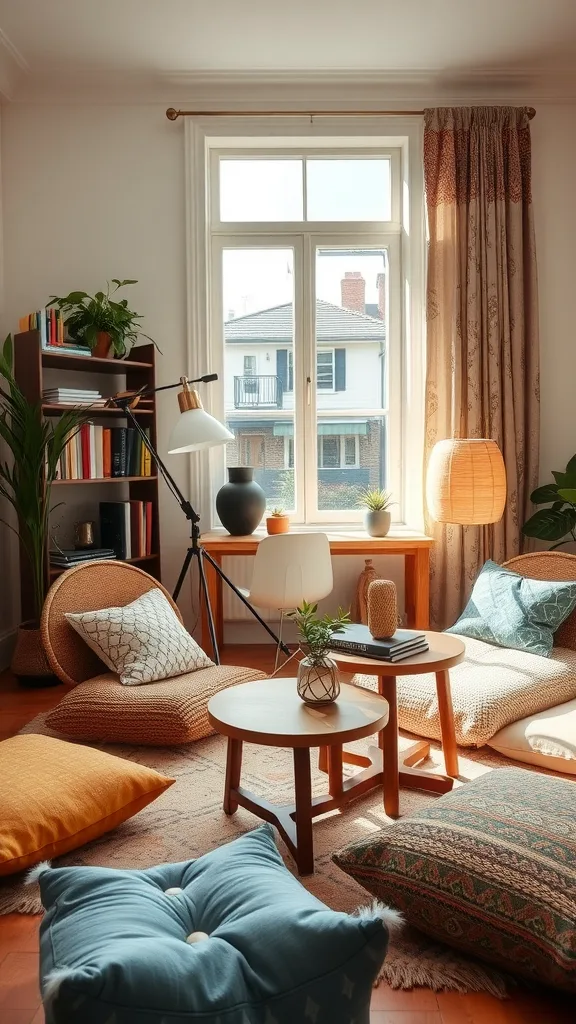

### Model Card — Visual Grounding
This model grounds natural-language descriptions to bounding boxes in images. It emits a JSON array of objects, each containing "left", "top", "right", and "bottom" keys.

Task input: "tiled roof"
[{"left": 224, "top": 299, "right": 385, "bottom": 343}]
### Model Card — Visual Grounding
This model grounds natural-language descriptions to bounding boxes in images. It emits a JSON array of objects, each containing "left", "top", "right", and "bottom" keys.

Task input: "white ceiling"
[{"left": 1, "top": 0, "right": 575, "bottom": 102}]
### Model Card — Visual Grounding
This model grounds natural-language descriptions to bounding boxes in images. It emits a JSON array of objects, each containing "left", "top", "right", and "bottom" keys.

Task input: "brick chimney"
[
  {"left": 341, "top": 272, "right": 366, "bottom": 314},
  {"left": 376, "top": 272, "right": 386, "bottom": 320}
]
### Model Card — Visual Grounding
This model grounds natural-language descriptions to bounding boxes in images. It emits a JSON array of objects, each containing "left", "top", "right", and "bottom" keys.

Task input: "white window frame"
[
  {"left": 243, "top": 354, "right": 257, "bottom": 376},
  {"left": 185, "top": 118, "right": 425, "bottom": 532},
  {"left": 318, "top": 433, "right": 360, "bottom": 469},
  {"left": 316, "top": 349, "right": 335, "bottom": 392}
]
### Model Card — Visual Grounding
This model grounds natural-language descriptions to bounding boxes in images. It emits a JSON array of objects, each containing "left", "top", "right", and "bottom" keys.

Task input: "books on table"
[
  {"left": 330, "top": 623, "right": 429, "bottom": 662},
  {"left": 100, "top": 501, "right": 154, "bottom": 561},
  {"left": 56, "top": 425, "right": 153, "bottom": 480}
]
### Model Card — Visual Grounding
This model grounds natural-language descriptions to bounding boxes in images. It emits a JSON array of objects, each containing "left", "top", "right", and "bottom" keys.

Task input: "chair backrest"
[
  {"left": 503, "top": 551, "right": 576, "bottom": 651},
  {"left": 248, "top": 533, "right": 333, "bottom": 610},
  {"left": 41, "top": 560, "right": 182, "bottom": 686}
]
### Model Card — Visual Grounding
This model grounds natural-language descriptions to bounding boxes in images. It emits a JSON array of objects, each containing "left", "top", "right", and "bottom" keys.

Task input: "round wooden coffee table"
[
  {"left": 329, "top": 631, "right": 465, "bottom": 818},
  {"left": 208, "top": 677, "right": 389, "bottom": 876}
]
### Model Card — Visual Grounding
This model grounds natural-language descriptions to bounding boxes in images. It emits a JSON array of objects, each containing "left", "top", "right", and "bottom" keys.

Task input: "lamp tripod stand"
[{"left": 109, "top": 375, "right": 290, "bottom": 666}]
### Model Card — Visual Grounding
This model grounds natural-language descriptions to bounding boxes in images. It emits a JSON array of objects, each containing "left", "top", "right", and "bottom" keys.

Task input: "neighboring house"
[{"left": 224, "top": 272, "right": 387, "bottom": 508}]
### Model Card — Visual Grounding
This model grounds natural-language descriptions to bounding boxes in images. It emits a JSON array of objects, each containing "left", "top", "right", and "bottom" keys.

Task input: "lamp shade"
[
  {"left": 426, "top": 438, "right": 507, "bottom": 525},
  {"left": 168, "top": 408, "right": 234, "bottom": 454}
]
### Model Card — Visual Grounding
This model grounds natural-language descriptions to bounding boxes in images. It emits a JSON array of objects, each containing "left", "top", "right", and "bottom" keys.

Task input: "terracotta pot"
[
  {"left": 10, "top": 622, "right": 59, "bottom": 688},
  {"left": 266, "top": 515, "right": 290, "bottom": 535},
  {"left": 92, "top": 331, "right": 114, "bottom": 359}
]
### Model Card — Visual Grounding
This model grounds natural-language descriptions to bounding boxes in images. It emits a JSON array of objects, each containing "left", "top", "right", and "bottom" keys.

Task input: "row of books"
[
  {"left": 18, "top": 308, "right": 90, "bottom": 356},
  {"left": 56, "top": 425, "right": 153, "bottom": 480},
  {"left": 100, "top": 501, "right": 154, "bottom": 560},
  {"left": 43, "top": 388, "right": 108, "bottom": 408},
  {"left": 330, "top": 624, "right": 429, "bottom": 663}
]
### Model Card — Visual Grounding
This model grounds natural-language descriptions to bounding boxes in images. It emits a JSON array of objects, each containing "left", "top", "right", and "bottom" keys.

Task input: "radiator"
[{"left": 221, "top": 556, "right": 276, "bottom": 622}]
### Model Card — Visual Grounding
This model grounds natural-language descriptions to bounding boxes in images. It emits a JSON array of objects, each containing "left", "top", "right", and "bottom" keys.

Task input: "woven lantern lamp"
[{"left": 426, "top": 438, "right": 507, "bottom": 524}]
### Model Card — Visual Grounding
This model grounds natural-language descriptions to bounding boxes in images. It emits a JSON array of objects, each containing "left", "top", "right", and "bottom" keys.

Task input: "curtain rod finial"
[
  {"left": 527, "top": 106, "right": 536, "bottom": 120},
  {"left": 166, "top": 107, "right": 180, "bottom": 121}
]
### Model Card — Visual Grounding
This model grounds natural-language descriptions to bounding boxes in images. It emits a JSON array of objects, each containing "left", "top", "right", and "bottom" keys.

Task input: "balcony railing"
[{"left": 234, "top": 375, "right": 283, "bottom": 409}]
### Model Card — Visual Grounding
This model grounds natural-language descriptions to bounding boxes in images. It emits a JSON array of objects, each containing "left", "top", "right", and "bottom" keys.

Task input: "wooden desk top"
[
  {"left": 330, "top": 632, "right": 465, "bottom": 676},
  {"left": 201, "top": 527, "right": 433, "bottom": 553},
  {"left": 208, "top": 677, "right": 389, "bottom": 748}
]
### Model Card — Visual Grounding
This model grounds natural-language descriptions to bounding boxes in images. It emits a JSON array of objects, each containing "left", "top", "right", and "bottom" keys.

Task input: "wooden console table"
[{"left": 199, "top": 528, "right": 433, "bottom": 656}]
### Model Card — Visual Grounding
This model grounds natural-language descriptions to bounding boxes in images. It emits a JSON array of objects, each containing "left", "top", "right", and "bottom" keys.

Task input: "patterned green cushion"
[
  {"left": 333, "top": 768, "right": 576, "bottom": 992},
  {"left": 446, "top": 559, "right": 576, "bottom": 656}
]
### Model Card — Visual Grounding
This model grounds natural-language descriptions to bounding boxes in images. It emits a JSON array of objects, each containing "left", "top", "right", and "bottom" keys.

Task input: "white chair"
[{"left": 239, "top": 533, "right": 333, "bottom": 672}]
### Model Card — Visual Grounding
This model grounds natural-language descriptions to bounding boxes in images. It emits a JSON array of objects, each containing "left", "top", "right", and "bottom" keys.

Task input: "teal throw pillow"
[
  {"left": 446, "top": 559, "right": 576, "bottom": 657},
  {"left": 38, "top": 824, "right": 390, "bottom": 1024}
]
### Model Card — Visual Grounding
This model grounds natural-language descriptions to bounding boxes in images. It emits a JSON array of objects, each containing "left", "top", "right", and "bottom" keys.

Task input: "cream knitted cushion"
[
  {"left": 354, "top": 635, "right": 576, "bottom": 747},
  {"left": 65, "top": 588, "right": 213, "bottom": 685},
  {"left": 45, "top": 665, "right": 268, "bottom": 746}
]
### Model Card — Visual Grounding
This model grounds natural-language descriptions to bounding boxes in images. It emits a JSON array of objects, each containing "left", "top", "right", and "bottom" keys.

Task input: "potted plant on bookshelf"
[
  {"left": 357, "top": 487, "right": 395, "bottom": 537},
  {"left": 48, "top": 279, "right": 156, "bottom": 359},
  {"left": 0, "top": 335, "right": 87, "bottom": 685},
  {"left": 288, "top": 601, "right": 350, "bottom": 706},
  {"left": 266, "top": 507, "right": 290, "bottom": 535}
]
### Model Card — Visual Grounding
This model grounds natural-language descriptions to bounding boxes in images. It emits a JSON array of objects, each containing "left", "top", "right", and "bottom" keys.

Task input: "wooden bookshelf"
[{"left": 14, "top": 332, "right": 162, "bottom": 621}]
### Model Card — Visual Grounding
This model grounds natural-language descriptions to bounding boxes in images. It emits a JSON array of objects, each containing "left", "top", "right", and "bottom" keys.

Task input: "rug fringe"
[
  {"left": 380, "top": 932, "right": 511, "bottom": 997},
  {"left": 0, "top": 880, "right": 42, "bottom": 915}
]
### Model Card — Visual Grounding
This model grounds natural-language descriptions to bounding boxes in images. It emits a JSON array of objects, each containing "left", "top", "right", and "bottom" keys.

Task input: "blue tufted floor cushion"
[{"left": 38, "top": 823, "right": 390, "bottom": 1024}]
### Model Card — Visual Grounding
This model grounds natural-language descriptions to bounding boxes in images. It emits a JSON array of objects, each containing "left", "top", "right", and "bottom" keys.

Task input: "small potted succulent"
[
  {"left": 289, "top": 601, "right": 351, "bottom": 705},
  {"left": 357, "top": 488, "right": 395, "bottom": 537},
  {"left": 266, "top": 507, "right": 290, "bottom": 535},
  {"left": 48, "top": 279, "right": 156, "bottom": 359}
]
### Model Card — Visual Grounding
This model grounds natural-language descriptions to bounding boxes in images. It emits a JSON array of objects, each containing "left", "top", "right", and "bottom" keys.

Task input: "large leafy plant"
[
  {"left": 522, "top": 454, "right": 576, "bottom": 548},
  {"left": 288, "top": 601, "right": 351, "bottom": 665},
  {"left": 48, "top": 279, "right": 155, "bottom": 357},
  {"left": 0, "top": 335, "right": 86, "bottom": 623}
]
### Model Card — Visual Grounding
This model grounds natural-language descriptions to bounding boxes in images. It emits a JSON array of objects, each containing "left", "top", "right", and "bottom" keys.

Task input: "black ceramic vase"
[{"left": 216, "top": 467, "right": 266, "bottom": 536}]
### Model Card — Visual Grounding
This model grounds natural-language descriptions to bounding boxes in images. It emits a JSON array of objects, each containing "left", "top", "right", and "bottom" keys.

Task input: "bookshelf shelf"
[
  {"left": 14, "top": 331, "right": 162, "bottom": 621},
  {"left": 49, "top": 552, "right": 160, "bottom": 579},
  {"left": 42, "top": 404, "right": 154, "bottom": 416}
]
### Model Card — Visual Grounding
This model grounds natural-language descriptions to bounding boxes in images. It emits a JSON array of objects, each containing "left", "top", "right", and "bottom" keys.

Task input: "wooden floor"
[{"left": 0, "top": 646, "right": 572, "bottom": 1024}]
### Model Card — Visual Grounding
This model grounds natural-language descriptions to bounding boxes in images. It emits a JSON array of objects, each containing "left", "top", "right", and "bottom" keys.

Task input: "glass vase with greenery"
[
  {"left": 289, "top": 601, "right": 351, "bottom": 705},
  {"left": 48, "top": 279, "right": 156, "bottom": 358},
  {"left": 0, "top": 335, "right": 87, "bottom": 626}
]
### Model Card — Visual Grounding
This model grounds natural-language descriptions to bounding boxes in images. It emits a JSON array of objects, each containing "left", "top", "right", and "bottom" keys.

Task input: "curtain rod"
[{"left": 166, "top": 106, "right": 536, "bottom": 121}]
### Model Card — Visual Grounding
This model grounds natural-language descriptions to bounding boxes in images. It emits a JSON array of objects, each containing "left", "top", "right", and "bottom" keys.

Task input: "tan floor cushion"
[
  {"left": 488, "top": 698, "right": 576, "bottom": 774},
  {"left": 354, "top": 635, "right": 576, "bottom": 747},
  {"left": 46, "top": 665, "right": 267, "bottom": 746}
]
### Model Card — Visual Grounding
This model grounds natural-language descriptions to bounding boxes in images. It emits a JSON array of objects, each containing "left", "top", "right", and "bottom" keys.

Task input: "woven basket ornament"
[{"left": 367, "top": 579, "right": 398, "bottom": 640}]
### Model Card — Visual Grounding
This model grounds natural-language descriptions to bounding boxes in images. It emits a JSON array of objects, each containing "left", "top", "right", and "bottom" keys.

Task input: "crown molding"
[{"left": 0, "top": 27, "right": 28, "bottom": 100}]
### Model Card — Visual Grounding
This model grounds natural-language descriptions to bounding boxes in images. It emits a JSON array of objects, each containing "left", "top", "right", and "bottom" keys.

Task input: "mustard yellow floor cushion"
[{"left": 0, "top": 734, "right": 174, "bottom": 876}]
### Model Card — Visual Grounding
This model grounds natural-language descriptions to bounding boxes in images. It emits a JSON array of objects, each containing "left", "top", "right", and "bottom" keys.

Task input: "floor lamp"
[{"left": 108, "top": 374, "right": 290, "bottom": 665}]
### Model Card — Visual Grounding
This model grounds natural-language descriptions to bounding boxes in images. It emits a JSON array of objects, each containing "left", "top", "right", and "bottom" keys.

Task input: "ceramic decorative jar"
[
  {"left": 296, "top": 655, "right": 341, "bottom": 706},
  {"left": 215, "top": 467, "right": 266, "bottom": 536},
  {"left": 367, "top": 579, "right": 398, "bottom": 639},
  {"left": 363, "top": 508, "right": 391, "bottom": 537}
]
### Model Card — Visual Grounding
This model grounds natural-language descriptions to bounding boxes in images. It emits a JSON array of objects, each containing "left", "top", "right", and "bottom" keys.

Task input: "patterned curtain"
[{"left": 423, "top": 106, "right": 540, "bottom": 629}]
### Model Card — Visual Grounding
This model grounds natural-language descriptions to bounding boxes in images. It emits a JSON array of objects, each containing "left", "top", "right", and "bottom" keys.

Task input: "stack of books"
[
  {"left": 330, "top": 624, "right": 429, "bottom": 662},
  {"left": 100, "top": 501, "right": 154, "bottom": 560},
  {"left": 56, "top": 425, "right": 153, "bottom": 480},
  {"left": 43, "top": 387, "right": 107, "bottom": 408},
  {"left": 50, "top": 548, "right": 116, "bottom": 569},
  {"left": 18, "top": 308, "right": 89, "bottom": 356}
]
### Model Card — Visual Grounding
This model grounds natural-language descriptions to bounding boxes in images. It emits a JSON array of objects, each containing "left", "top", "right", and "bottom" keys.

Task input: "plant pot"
[
  {"left": 92, "top": 332, "right": 114, "bottom": 359},
  {"left": 216, "top": 467, "right": 266, "bottom": 536},
  {"left": 296, "top": 655, "right": 340, "bottom": 706},
  {"left": 10, "top": 622, "right": 59, "bottom": 688},
  {"left": 266, "top": 515, "right": 290, "bottom": 535},
  {"left": 363, "top": 509, "right": 391, "bottom": 538}
]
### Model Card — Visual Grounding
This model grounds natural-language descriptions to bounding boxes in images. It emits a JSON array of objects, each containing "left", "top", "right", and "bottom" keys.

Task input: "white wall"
[{"left": 0, "top": 99, "right": 574, "bottom": 654}]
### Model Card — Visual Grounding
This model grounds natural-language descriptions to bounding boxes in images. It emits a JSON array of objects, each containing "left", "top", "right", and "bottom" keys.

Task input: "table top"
[
  {"left": 200, "top": 527, "right": 432, "bottom": 552},
  {"left": 329, "top": 631, "right": 465, "bottom": 676},
  {"left": 208, "top": 677, "right": 389, "bottom": 748}
]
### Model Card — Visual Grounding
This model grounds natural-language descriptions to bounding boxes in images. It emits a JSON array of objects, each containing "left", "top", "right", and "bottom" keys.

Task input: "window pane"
[
  {"left": 220, "top": 160, "right": 303, "bottom": 221},
  {"left": 315, "top": 246, "right": 389, "bottom": 511},
  {"left": 306, "top": 159, "right": 391, "bottom": 221},
  {"left": 222, "top": 248, "right": 295, "bottom": 513}
]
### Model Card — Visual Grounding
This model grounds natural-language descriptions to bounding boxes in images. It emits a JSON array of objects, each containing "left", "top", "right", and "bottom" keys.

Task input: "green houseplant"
[
  {"left": 522, "top": 454, "right": 576, "bottom": 548},
  {"left": 48, "top": 279, "right": 155, "bottom": 359},
  {"left": 357, "top": 487, "right": 395, "bottom": 538},
  {"left": 289, "top": 601, "right": 351, "bottom": 705},
  {"left": 0, "top": 335, "right": 87, "bottom": 681}
]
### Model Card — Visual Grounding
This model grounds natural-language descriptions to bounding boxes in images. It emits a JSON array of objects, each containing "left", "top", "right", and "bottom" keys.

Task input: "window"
[{"left": 209, "top": 143, "right": 404, "bottom": 523}]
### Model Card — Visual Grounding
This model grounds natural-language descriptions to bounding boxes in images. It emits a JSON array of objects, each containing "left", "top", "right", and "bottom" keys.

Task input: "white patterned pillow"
[{"left": 65, "top": 589, "right": 213, "bottom": 685}]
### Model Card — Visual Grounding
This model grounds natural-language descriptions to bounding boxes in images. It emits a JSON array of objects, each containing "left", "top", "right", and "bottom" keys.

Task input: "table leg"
[
  {"left": 318, "top": 746, "right": 328, "bottom": 773},
  {"left": 413, "top": 548, "right": 430, "bottom": 630},
  {"left": 223, "top": 737, "right": 243, "bottom": 814},
  {"left": 327, "top": 745, "right": 343, "bottom": 797},
  {"left": 435, "top": 669, "right": 459, "bottom": 777},
  {"left": 293, "top": 747, "right": 314, "bottom": 875},
  {"left": 379, "top": 675, "right": 400, "bottom": 818},
  {"left": 202, "top": 553, "right": 223, "bottom": 656}
]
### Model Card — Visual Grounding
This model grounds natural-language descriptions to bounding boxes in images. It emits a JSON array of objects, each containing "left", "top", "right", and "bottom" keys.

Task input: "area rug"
[{"left": 2, "top": 713, "right": 557, "bottom": 996}]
